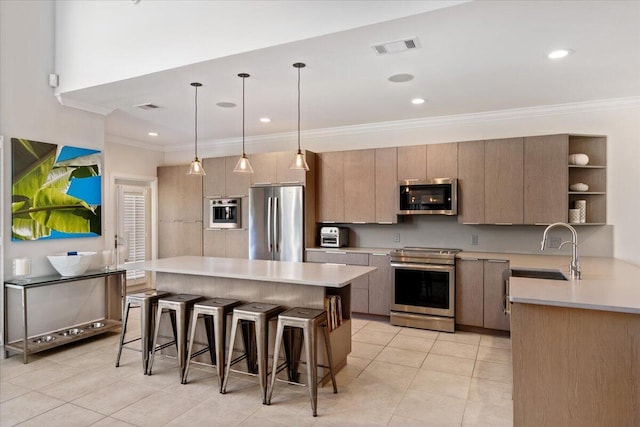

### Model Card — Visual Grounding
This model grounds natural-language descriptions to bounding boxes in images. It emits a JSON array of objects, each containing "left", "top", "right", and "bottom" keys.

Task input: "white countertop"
[
  {"left": 127, "top": 256, "right": 376, "bottom": 288},
  {"left": 457, "top": 252, "right": 640, "bottom": 314}
]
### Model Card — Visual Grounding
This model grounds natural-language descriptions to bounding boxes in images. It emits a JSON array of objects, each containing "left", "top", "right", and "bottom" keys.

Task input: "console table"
[{"left": 3, "top": 269, "right": 126, "bottom": 363}]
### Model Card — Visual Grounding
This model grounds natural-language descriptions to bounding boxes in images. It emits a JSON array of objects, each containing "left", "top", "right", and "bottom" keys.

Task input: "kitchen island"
[
  {"left": 505, "top": 256, "right": 640, "bottom": 427},
  {"left": 127, "top": 256, "right": 376, "bottom": 373}
]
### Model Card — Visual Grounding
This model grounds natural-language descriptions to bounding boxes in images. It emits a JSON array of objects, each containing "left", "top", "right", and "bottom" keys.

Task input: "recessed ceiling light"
[
  {"left": 548, "top": 49, "right": 573, "bottom": 59},
  {"left": 388, "top": 73, "right": 414, "bottom": 83},
  {"left": 216, "top": 102, "right": 237, "bottom": 108},
  {"left": 411, "top": 98, "right": 426, "bottom": 105},
  {"left": 259, "top": 117, "right": 271, "bottom": 123},
  {"left": 148, "top": 132, "right": 158, "bottom": 136}
]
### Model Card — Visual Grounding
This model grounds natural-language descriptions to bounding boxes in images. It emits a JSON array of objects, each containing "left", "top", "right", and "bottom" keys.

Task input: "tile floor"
[{"left": 0, "top": 315, "right": 513, "bottom": 426}]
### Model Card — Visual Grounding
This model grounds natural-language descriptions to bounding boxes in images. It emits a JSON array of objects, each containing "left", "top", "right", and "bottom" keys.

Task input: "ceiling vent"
[
  {"left": 372, "top": 37, "right": 421, "bottom": 55},
  {"left": 134, "top": 103, "right": 160, "bottom": 110}
]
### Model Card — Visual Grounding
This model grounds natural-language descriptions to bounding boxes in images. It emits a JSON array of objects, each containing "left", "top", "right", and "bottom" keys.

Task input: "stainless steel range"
[{"left": 389, "top": 247, "right": 461, "bottom": 332}]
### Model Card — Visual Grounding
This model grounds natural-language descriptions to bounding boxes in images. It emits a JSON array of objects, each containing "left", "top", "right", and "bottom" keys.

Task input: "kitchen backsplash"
[{"left": 343, "top": 216, "right": 613, "bottom": 257}]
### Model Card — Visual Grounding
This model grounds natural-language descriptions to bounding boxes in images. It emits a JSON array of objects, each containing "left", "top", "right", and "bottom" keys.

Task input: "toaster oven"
[{"left": 320, "top": 227, "right": 349, "bottom": 248}]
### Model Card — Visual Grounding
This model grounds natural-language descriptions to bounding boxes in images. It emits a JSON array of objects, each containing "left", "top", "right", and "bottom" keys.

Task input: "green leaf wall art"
[{"left": 11, "top": 138, "right": 102, "bottom": 241}]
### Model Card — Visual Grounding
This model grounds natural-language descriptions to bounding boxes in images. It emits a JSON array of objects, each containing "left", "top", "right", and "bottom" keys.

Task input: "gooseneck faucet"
[{"left": 541, "top": 222, "right": 581, "bottom": 279}]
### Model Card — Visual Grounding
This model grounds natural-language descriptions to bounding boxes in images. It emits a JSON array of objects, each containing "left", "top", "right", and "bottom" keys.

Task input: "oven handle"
[{"left": 390, "top": 263, "right": 454, "bottom": 272}]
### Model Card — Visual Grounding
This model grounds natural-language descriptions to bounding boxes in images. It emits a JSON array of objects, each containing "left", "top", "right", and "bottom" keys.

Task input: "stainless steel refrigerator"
[{"left": 249, "top": 185, "right": 304, "bottom": 262}]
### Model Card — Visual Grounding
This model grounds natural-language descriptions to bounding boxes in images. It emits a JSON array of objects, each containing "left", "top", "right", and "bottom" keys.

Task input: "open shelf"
[{"left": 568, "top": 135, "right": 607, "bottom": 225}]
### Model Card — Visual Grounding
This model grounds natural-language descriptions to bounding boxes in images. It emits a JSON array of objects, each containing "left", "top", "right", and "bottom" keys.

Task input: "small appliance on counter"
[{"left": 320, "top": 226, "right": 349, "bottom": 248}]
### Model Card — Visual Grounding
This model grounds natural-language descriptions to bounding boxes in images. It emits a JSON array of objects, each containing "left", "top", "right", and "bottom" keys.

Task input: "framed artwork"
[{"left": 11, "top": 137, "right": 102, "bottom": 240}]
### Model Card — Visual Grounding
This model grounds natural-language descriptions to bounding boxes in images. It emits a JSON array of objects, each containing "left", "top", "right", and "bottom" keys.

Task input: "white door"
[{"left": 117, "top": 184, "right": 151, "bottom": 287}]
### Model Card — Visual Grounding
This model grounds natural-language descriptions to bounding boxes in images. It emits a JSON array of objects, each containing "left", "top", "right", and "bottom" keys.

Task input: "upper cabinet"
[
  {"left": 375, "top": 147, "right": 398, "bottom": 224},
  {"left": 249, "top": 150, "right": 310, "bottom": 186},
  {"left": 158, "top": 165, "right": 202, "bottom": 222},
  {"left": 457, "top": 141, "right": 485, "bottom": 224},
  {"left": 203, "top": 156, "right": 250, "bottom": 197},
  {"left": 316, "top": 151, "right": 345, "bottom": 223},
  {"left": 225, "top": 156, "right": 250, "bottom": 196},
  {"left": 524, "top": 135, "right": 568, "bottom": 224},
  {"left": 397, "top": 145, "right": 427, "bottom": 181},
  {"left": 567, "top": 135, "right": 607, "bottom": 224},
  {"left": 343, "top": 149, "right": 376, "bottom": 223},
  {"left": 484, "top": 138, "right": 524, "bottom": 225},
  {"left": 427, "top": 142, "right": 458, "bottom": 179}
]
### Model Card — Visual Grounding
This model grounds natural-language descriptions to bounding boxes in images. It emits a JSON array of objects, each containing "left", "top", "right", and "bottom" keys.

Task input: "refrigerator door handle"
[
  {"left": 274, "top": 196, "right": 279, "bottom": 252},
  {"left": 267, "top": 196, "right": 273, "bottom": 252}
]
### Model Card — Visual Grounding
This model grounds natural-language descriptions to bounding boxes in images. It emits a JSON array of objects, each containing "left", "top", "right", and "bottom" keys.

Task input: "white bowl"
[
  {"left": 569, "top": 183, "right": 589, "bottom": 192},
  {"left": 47, "top": 252, "right": 96, "bottom": 276},
  {"left": 569, "top": 153, "right": 590, "bottom": 166}
]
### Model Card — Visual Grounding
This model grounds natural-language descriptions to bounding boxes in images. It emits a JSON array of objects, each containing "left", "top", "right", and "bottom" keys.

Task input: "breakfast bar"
[{"left": 127, "top": 256, "right": 376, "bottom": 373}]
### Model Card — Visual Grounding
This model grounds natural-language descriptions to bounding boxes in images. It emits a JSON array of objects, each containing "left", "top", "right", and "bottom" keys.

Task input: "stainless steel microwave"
[
  {"left": 208, "top": 197, "right": 241, "bottom": 229},
  {"left": 397, "top": 178, "right": 458, "bottom": 215}
]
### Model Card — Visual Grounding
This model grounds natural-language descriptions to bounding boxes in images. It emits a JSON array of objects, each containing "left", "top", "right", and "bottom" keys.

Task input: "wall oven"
[
  {"left": 398, "top": 178, "right": 457, "bottom": 215},
  {"left": 208, "top": 197, "right": 241, "bottom": 229},
  {"left": 390, "top": 247, "right": 460, "bottom": 332}
]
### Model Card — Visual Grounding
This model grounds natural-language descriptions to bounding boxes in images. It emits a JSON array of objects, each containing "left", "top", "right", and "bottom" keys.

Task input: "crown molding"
[
  {"left": 115, "top": 96, "right": 640, "bottom": 153},
  {"left": 56, "top": 94, "right": 115, "bottom": 116},
  {"left": 105, "top": 134, "right": 166, "bottom": 151}
]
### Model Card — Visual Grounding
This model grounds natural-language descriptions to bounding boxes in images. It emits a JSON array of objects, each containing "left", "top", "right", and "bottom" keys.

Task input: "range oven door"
[{"left": 390, "top": 263, "right": 455, "bottom": 317}]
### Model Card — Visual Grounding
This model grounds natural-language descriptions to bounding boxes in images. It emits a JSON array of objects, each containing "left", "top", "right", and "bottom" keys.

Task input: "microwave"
[
  {"left": 397, "top": 178, "right": 458, "bottom": 215},
  {"left": 208, "top": 197, "right": 241, "bottom": 229}
]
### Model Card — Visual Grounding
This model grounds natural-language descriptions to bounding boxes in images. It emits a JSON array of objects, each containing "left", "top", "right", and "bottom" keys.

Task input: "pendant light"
[
  {"left": 290, "top": 62, "right": 310, "bottom": 171},
  {"left": 187, "top": 82, "right": 206, "bottom": 176},
  {"left": 233, "top": 73, "right": 254, "bottom": 173}
]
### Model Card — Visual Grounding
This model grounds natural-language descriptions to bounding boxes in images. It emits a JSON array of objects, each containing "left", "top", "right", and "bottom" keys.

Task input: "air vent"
[
  {"left": 372, "top": 37, "right": 421, "bottom": 55},
  {"left": 134, "top": 103, "right": 160, "bottom": 110}
]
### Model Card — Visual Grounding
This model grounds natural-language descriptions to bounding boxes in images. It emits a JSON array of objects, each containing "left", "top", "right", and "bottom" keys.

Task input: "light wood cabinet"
[
  {"left": 316, "top": 151, "right": 345, "bottom": 223},
  {"left": 158, "top": 165, "right": 203, "bottom": 222},
  {"left": 427, "top": 142, "right": 458, "bottom": 179},
  {"left": 203, "top": 229, "right": 226, "bottom": 257},
  {"left": 202, "top": 157, "right": 226, "bottom": 197},
  {"left": 455, "top": 257, "right": 509, "bottom": 331},
  {"left": 224, "top": 156, "right": 250, "bottom": 197},
  {"left": 225, "top": 229, "right": 248, "bottom": 258},
  {"left": 484, "top": 138, "right": 524, "bottom": 224},
  {"left": 374, "top": 147, "right": 398, "bottom": 224},
  {"left": 368, "top": 253, "right": 391, "bottom": 316},
  {"left": 524, "top": 135, "right": 568, "bottom": 224},
  {"left": 457, "top": 140, "right": 485, "bottom": 224},
  {"left": 568, "top": 135, "right": 607, "bottom": 224},
  {"left": 344, "top": 149, "right": 376, "bottom": 223},
  {"left": 159, "top": 221, "right": 202, "bottom": 258},
  {"left": 455, "top": 258, "right": 484, "bottom": 327},
  {"left": 351, "top": 289, "right": 369, "bottom": 314},
  {"left": 249, "top": 152, "right": 277, "bottom": 185},
  {"left": 397, "top": 145, "right": 427, "bottom": 181},
  {"left": 276, "top": 151, "right": 307, "bottom": 184},
  {"left": 249, "top": 151, "right": 309, "bottom": 186},
  {"left": 483, "top": 259, "right": 510, "bottom": 331}
]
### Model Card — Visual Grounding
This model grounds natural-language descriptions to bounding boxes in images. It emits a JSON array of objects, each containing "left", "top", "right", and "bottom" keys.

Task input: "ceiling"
[{"left": 59, "top": 1, "right": 640, "bottom": 151}]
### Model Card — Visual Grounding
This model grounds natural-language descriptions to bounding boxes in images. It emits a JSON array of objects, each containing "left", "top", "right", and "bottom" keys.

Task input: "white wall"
[
  {"left": 54, "top": 0, "right": 463, "bottom": 93},
  {"left": 1, "top": 0, "right": 107, "bottom": 341}
]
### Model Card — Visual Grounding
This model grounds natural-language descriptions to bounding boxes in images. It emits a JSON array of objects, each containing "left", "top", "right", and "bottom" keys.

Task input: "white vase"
[{"left": 569, "top": 153, "right": 590, "bottom": 166}]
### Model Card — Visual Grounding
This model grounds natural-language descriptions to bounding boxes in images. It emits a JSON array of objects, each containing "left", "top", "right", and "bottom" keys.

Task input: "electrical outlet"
[
  {"left": 393, "top": 233, "right": 401, "bottom": 243},
  {"left": 471, "top": 234, "right": 479, "bottom": 246},
  {"left": 548, "top": 237, "right": 562, "bottom": 249}
]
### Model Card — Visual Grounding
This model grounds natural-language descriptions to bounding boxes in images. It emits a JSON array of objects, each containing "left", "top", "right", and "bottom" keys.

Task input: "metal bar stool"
[
  {"left": 266, "top": 307, "right": 337, "bottom": 417},
  {"left": 115, "top": 289, "right": 171, "bottom": 374},
  {"left": 148, "top": 294, "right": 204, "bottom": 379},
  {"left": 221, "top": 302, "right": 283, "bottom": 404},
  {"left": 182, "top": 298, "right": 242, "bottom": 390}
]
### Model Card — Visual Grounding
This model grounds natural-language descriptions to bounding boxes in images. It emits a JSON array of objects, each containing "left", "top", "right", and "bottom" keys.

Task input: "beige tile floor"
[{"left": 1, "top": 315, "right": 513, "bottom": 426}]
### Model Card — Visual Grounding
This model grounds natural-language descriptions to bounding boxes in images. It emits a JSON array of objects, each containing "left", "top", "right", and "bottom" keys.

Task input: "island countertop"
[{"left": 127, "top": 256, "right": 375, "bottom": 288}]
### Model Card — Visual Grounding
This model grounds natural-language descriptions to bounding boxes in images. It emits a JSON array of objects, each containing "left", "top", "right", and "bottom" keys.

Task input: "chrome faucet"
[{"left": 541, "top": 222, "right": 581, "bottom": 279}]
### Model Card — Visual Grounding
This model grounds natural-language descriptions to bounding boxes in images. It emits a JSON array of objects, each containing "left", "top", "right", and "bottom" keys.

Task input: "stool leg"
[
  {"left": 322, "top": 322, "right": 338, "bottom": 394},
  {"left": 256, "top": 317, "right": 268, "bottom": 404},
  {"left": 147, "top": 305, "right": 164, "bottom": 376},
  {"left": 177, "top": 307, "right": 188, "bottom": 380},
  {"left": 266, "top": 319, "right": 286, "bottom": 405},
  {"left": 213, "top": 312, "right": 225, "bottom": 393},
  {"left": 140, "top": 298, "right": 151, "bottom": 374},
  {"left": 221, "top": 314, "right": 239, "bottom": 394},
  {"left": 182, "top": 309, "right": 200, "bottom": 384},
  {"left": 304, "top": 323, "right": 318, "bottom": 417},
  {"left": 115, "top": 301, "right": 131, "bottom": 368},
  {"left": 203, "top": 315, "right": 216, "bottom": 365}
]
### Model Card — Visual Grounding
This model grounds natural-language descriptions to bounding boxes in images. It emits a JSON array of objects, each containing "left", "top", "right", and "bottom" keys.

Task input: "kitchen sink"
[{"left": 510, "top": 268, "right": 568, "bottom": 281}]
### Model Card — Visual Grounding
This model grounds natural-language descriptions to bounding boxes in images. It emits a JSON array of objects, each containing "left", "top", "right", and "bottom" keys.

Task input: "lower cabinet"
[
  {"left": 456, "top": 258, "right": 510, "bottom": 331},
  {"left": 203, "top": 229, "right": 248, "bottom": 259},
  {"left": 159, "top": 221, "right": 203, "bottom": 258},
  {"left": 305, "top": 249, "right": 390, "bottom": 315}
]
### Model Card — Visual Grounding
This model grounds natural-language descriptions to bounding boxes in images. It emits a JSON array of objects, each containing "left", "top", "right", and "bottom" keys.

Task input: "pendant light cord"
[
  {"left": 297, "top": 65, "right": 301, "bottom": 152},
  {"left": 242, "top": 75, "right": 246, "bottom": 155},
  {"left": 194, "top": 84, "right": 199, "bottom": 159}
]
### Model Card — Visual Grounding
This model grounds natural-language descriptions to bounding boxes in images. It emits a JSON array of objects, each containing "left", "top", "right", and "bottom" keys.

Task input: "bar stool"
[
  {"left": 148, "top": 294, "right": 204, "bottom": 379},
  {"left": 221, "top": 302, "right": 283, "bottom": 404},
  {"left": 266, "top": 307, "right": 337, "bottom": 417},
  {"left": 182, "top": 298, "right": 242, "bottom": 390},
  {"left": 115, "top": 289, "right": 171, "bottom": 374}
]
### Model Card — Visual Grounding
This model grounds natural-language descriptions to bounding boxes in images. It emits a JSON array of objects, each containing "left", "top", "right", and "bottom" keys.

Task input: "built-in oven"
[
  {"left": 208, "top": 197, "right": 241, "bottom": 229},
  {"left": 390, "top": 247, "right": 460, "bottom": 332},
  {"left": 397, "top": 178, "right": 457, "bottom": 215}
]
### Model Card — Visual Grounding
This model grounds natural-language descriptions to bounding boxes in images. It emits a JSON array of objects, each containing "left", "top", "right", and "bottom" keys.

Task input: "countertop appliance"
[
  {"left": 398, "top": 178, "right": 457, "bottom": 215},
  {"left": 389, "top": 247, "right": 461, "bottom": 332},
  {"left": 249, "top": 185, "right": 304, "bottom": 262},
  {"left": 208, "top": 197, "right": 241, "bottom": 229},
  {"left": 320, "top": 226, "right": 349, "bottom": 248}
]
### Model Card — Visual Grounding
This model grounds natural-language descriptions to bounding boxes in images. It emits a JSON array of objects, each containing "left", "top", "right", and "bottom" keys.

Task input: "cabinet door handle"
[
  {"left": 323, "top": 221, "right": 336, "bottom": 224},
  {"left": 462, "top": 222, "right": 480, "bottom": 225},
  {"left": 377, "top": 222, "right": 393, "bottom": 224},
  {"left": 279, "top": 181, "right": 302, "bottom": 184},
  {"left": 352, "top": 221, "right": 366, "bottom": 224},
  {"left": 487, "top": 259, "right": 509, "bottom": 263},
  {"left": 494, "top": 223, "right": 513, "bottom": 226},
  {"left": 326, "top": 250, "right": 347, "bottom": 255},
  {"left": 371, "top": 253, "right": 388, "bottom": 256},
  {"left": 326, "top": 263, "right": 347, "bottom": 266},
  {"left": 228, "top": 194, "right": 245, "bottom": 198},
  {"left": 253, "top": 182, "right": 272, "bottom": 186},
  {"left": 460, "top": 258, "right": 479, "bottom": 261}
]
